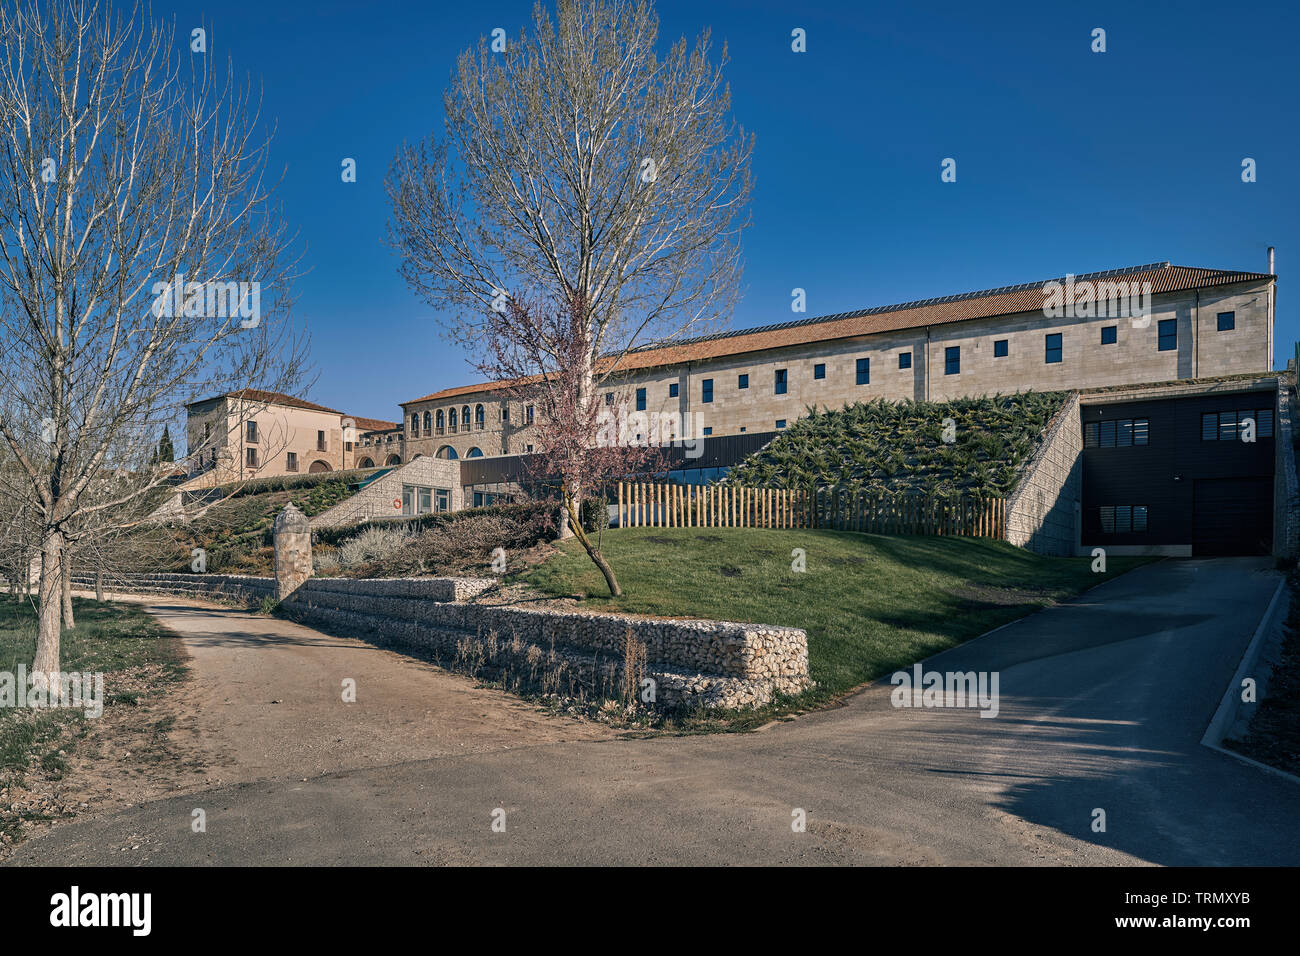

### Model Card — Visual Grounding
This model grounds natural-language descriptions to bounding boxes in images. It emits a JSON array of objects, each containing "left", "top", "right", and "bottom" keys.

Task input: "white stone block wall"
[
  {"left": 1004, "top": 391, "right": 1082, "bottom": 556},
  {"left": 310, "top": 456, "right": 464, "bottom": 528}
]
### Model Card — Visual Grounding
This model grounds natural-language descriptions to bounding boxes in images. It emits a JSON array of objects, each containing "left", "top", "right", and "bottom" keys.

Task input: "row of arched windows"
[{"left": 409, "top": 404, "right": 488, "bottom": 438}]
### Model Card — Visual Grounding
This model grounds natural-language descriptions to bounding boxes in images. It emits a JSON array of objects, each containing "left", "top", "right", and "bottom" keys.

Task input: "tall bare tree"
[
  {"left": 387, "top": 0, "right": 752, "bottom": 518},
  {"left": 0, "top": 0, "right": 305, "bottom": 680}
]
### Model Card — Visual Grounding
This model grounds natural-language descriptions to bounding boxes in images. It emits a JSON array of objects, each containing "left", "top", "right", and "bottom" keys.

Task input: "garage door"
[{"left": 1193, "top": 477, "right": 1273, "bottom": 556}]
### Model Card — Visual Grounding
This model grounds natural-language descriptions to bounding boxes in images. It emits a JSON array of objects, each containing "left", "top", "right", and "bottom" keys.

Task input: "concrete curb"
[{"left": 1199, "top": 577, "right": 1300, "bottom": 787}]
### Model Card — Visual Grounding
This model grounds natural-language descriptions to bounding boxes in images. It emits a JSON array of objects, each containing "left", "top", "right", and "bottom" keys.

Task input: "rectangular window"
[
  {"left": 703, "top": 426, "right": 713, "bottom": 436},
  {"left": 526, "top": 404, "right": 535, "bottom": 424},
  {"left": 774, "top": 369, "right": 787, "bottom": 394},
  {"left": 1101, "top": 325, "right": 1117, "bottom": 345},
  {"left": 317, "top": 430, "right": 327, "bottom": 452},
  {"left": 1203, "top": 408, "right": 1275, "bottom": 441},
  {"left": 775, "top": 419, "right": 787, "bottom": 429},
  {"left": 605, "top": 392, "right": 614, "bottom": 406},
  {"left": 1045, "top": 333, "right": 1062, "bottom": 364},
  {"left": 994, "top": 339, "right": 1008, "bottom": 358},
  {"left": 1158, "top": 318, "right": 1177, "bottom": 351},
  {"left": 435, "top": 489, "right": 450, "bottom": 512},
  {"left": 474, "top": 492, "right": 483, "bottom": 507},
  {"left": 899, "top": 352, "right": 912, "bottom": 370},
  {"left": 856, "top": 357, "right": 870, "bottom": 385},
  {"left": 701, "top": 379, "right": 713, "bottom": 404},
  {"left": 1099, "top": 505, "right": 1148, "bottom": 534},
  {"left": 501, "top": 405, "right": 510, "bottom": 423},
  {"left": 246, "top": 447, "right": 258, "bottom": 467},
  {"left": 286, "top": 452, "right": 298, "bottom": 472},
  {"left": 1217, "top": 311, "right": 1235, "bottom": 331},
  {"left": 636, "top": 387, "right": 646, "bottom": 411},
  {"left": 944, "top": 346, "right": 960, "bottom": 375},
  {"left": 814, "top": 363, "right": 825, "bottom": 380},
  {"left": 738, "top": 373, "right": 749, "bottom": 389},
  {"left": 668, "top": 383, "right": 679, "bottom": 398},
  {"left": 418, "top": 488, "right": 432, "bottom": 514},
  {"left": 526, "top": 444, "right": 533, "bottom": 453},
  {"left": 246, "top": 420, "right": 257, "bottom": 443},
  {"left": 1085, "top": 418, "right": 1148, "bottom": 448}
]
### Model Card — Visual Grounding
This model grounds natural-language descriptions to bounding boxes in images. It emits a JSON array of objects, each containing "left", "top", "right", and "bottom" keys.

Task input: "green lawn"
[
  {"left": 0, "top": 599, "right": 187, "bottom": 789},
  {"left": 522, "top": 527, "right": 1149, "bottom": 700}
]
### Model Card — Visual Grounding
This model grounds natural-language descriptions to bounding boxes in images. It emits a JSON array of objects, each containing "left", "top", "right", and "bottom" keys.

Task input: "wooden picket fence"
[{"left": 615, "top": 481, "right": 1006, "bottom": 538}]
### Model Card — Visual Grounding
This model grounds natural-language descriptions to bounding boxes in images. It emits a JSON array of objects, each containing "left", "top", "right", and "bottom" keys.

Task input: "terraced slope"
[{"left": 725, "top": 392, "right": 1069, "bottom": 499}]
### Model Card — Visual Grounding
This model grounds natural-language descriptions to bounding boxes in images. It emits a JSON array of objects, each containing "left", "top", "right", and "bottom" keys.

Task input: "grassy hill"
[
  {"left": 725, "top": 392, "right": 1069, "bottom": 499},
  {"left": 143, "top": 469, "right": 381, "bottom": 575}
]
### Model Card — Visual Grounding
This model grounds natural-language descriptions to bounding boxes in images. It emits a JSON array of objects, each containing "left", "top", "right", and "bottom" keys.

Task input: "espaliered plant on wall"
[{"left": 724, "top": 392, "right": 1069, "bottom": 499}]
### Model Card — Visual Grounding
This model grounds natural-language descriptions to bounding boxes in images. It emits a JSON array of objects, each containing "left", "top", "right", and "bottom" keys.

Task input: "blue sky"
[{"left": 166, "top": 0, "right": 1297, "bottom": 420}]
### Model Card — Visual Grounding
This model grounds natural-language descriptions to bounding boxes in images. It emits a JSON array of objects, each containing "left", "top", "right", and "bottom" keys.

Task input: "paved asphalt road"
[{"left": 10, "top": 557, "right": 1298, "bottom": 866}]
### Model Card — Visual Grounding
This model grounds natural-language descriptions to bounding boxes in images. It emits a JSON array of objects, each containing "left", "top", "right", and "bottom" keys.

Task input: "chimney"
[{"left": 1268, "top": 246, "right": 1275, "bottom": 275}]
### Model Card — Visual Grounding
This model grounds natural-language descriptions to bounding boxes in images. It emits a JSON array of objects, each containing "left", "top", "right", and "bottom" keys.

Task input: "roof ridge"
[{"left": 628, "top": 262, "right": 1177, "bottom": 353}]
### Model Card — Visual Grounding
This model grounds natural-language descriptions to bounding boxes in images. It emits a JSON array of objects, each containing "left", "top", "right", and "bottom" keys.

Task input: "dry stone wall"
[{"left": 70, "top": 571, "right": 274, "bottom": 605}]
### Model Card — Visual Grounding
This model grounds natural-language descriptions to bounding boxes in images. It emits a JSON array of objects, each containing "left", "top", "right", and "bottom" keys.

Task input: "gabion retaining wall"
[
  {"left": 72, "top": 572, "right": 811, "bottom": 711},
  {"left": 70, "top": 571, "right": 275, "bottom": 605}
]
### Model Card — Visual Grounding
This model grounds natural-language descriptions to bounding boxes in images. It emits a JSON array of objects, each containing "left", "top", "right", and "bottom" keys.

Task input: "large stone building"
[
  {"left": 399, "top": 261, "right": 1276, "bottom": 460},
  {"left": 184, "top": 389, "right": 397, "bottom": 485}
]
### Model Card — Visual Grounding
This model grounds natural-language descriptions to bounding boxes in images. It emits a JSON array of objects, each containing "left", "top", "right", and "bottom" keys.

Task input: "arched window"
[
  {"left": 466, "top": 447, "right": 484, "bottom": 458},
  {"left": 449, "top": 407, "right": 457, "bottom": 431},
  {"left": 436, "top": 445, "right": 459, "bottom": 460},
  {"left": 436, "top": 409, "right": 444, "bottom": 433},
  {"left": 475, "top": 404, "right": 485, "bottom": 429},
  {"left": 462, "top": 405, "right": 471, "bottom": 430},
  {"left": 410, "top": 413, "right": 419, "bottom": 437},
  {"left": 422, "top": 411, "right": 431, "bottom": 433}
]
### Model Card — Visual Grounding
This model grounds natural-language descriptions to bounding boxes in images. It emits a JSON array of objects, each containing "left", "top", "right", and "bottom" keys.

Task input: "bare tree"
[
  {"left": 387, "top": 0, "right": 752, "bottom": 512},
  {"left": 0, "top": 1, "right": 306, "bottom": 680},
  {"left": 481, "top": 292, "right": 662, "bottom": 596}
]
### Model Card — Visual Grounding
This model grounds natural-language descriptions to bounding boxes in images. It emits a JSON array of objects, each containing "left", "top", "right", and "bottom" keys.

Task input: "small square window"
[
  {"left": 703, "top": 426, "right": 713, "bottom": 436},
  {"left": 775, "top": 419, "right": 787, "bottom": 429},
  {"left": 738, "top": 374, "right": 749, "bottom": 389},
  {"left": 774, "top": 369, "right": 787, "bottom": 395},
  {"left": 993, "top": 339, "right": 1008, "bottom": 358},
  {"left": 1045, "top": 333, "right": 1062, "bottom": 364},
  {"left": 899, "top": 352, "right": 912, "bottom": 370},
  {"left": 739, "top": 426, "right": 746, "bottom": 433},
  {"left": 1101, "top": 326, "right": 1117, "bottom": 345},
  {"left": 944, "top": 346, "right": 960, "bottom": 375},
  {"left": 668, "top": 383, "right": 679, "bottom": 398},
  {"left": 813, "top": 363, "right": 825, "bottom": 380},
  {"left": 1158, "top": 318, "right": 1177, "bottom": 351},
  {"left": 856, "top": 357, "right": 870, "bottom": 385},
  {"left": 1217, "top": 311, "right": 1235, "bottom": 331}
]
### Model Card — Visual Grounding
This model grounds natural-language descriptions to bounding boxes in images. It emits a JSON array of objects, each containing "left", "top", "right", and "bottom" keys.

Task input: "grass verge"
[{"left": 0, "top": 598, "right": 189, "bottom": 851}]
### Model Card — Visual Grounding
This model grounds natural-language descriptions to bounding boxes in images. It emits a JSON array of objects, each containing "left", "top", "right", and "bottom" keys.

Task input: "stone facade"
[
  {"left": 310, "top": 455, "right": 464, "bottom": 528},
  {"left": 184, "top": 390, "right": 397, "bottom": 486},
  {"left": 1005, "top": 392, "right": 1083, "bottom": 556},
  {"left": 399, "top": 274, "right": 1273, "bottom": 458}
]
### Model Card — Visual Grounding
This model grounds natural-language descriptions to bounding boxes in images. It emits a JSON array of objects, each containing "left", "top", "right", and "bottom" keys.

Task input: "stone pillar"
[{"left": 273, "top": 503, "right": 312, "bottom": 601}]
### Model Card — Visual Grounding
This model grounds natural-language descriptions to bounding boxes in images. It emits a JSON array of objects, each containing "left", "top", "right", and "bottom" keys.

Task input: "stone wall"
[
  {"left": 73, "top": 570, "right": 811, "bottom": 711},
  {"left": 1004, "top": 391, "right": 1082, "bottom": 556},
  {"left": 311, "top": 455, "right": 464, "bottom": 528},
  {"left": 70, "top": 571, "right": 275, "bottom": 605}
]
